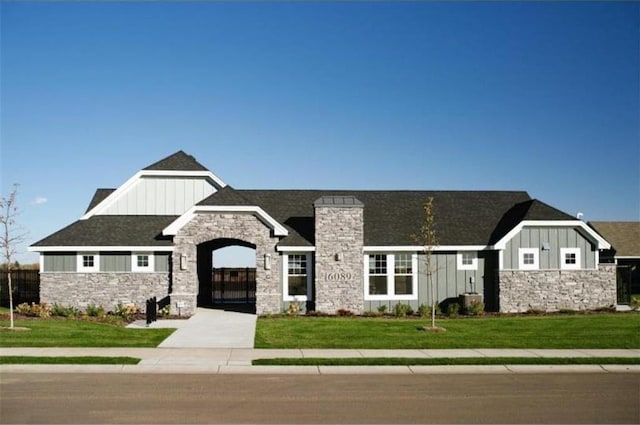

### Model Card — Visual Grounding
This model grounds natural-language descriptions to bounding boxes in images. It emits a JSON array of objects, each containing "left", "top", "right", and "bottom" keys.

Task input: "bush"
[
  {"left": 157, "top": 305, "right": 171, "bottom": 317},
  {"left": 51, "top": 304, "right": 81, "bottom": 318},
  {"left": 286, "top": 301, "right": 303, "bottom": 316},
  {"left": 377, "top": 305, "right": 388, "bottom": 314},
  {"left": 336, "top": 308, "right": 354, "bottom": 317},
  {"left": 85, "top": 304, "right": 106, "bottom": 318},
  {"left": 113, "top": 303, "right": 140, "bottom": 321},
  {"left": 15, "top": 302, "right": 52, "bottom": 318},
  {"left": 447, "top": 302, "right": 460, "bottom": 317},
  {"left": 393, "top": 303, "right": 413, "bottom": 318},
  {"left": 466, "top": 301, "right": 485, "bottom": 316},
  {"left": 418, "top": 303, "right": 441, "bottom": 318}
]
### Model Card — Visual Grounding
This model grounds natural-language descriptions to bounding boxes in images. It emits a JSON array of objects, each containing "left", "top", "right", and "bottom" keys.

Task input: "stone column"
[{"left": 314, "top": 196, "right": 364, "bottom": 314}]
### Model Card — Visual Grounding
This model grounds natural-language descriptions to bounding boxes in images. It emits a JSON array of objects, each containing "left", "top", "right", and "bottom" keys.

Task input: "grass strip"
[
  {"left": 0, "top": 356, "right": 141, "bottom": 365},
  {"left": 252, "top": 357, "right": 640, "bottom": 366}
]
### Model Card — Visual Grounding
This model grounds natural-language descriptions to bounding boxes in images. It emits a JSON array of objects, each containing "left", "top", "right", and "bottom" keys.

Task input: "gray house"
[{"left": 30, "top": 151, "right": 616, "bottom": 316}]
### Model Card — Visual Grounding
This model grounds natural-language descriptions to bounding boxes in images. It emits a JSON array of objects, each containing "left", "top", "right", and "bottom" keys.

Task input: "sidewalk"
[{"left": 2, "top": 347, "right": 639, "bottom": 374}]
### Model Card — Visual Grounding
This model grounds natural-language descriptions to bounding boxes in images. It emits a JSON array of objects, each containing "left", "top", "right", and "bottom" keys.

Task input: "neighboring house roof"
[
  {"left": 31, "top": 216, "right": 177, "bottom": 248},
  {"left": 85, "top": 189, "right": 116, "bottom": 213},
  {"left": 143, "top": 150, "right": 209, "bottom": 172},
  {"left": 589, "top": 221, "right": 640, "bottom": 258},
  {"left": 198, "top": 188, "right": 535, "bottom": 247}
]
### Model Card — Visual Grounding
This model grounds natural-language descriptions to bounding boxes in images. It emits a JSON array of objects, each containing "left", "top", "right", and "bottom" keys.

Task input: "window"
[
  {"left": 518, "top": 248, "right": 539, "bottom": 270},
  {"left": 365, "top": 253, "right": 417, "bottom": 300},
  {"left": 132, "top": 252, "right": 154, "bottom": 272},
  {"left": 77, "top": 253, "right": 99, "bottom": 272},
  {"left": 560, "top": 248, "right": 581, "bottom": 270},
  {"left": 283, "top": 253, "right": 311, "bottom": 301},
  {"left": 457, "top": 252, "right": 478, "bottom": 270}
]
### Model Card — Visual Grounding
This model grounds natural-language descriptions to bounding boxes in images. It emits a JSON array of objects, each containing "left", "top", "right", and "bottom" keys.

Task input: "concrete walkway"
[
  {"left": 127, "top": 308, "right": 257, "bottom": 348},
  {"left": 1, "top": 348, "right": 639, "bottom": 374}
]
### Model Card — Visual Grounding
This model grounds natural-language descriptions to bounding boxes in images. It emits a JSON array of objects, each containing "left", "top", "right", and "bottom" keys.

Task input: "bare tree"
[
  {"left": 0, "top": 184, "right": 28, "bottom": 329},
  {"left": 412, "top": 197, "right": 443, "bottom": 331}
]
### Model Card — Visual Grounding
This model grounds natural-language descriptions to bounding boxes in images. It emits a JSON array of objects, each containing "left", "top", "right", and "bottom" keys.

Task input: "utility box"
[{"left": 459, "top": 293, "right": 483, "bottom": 311}]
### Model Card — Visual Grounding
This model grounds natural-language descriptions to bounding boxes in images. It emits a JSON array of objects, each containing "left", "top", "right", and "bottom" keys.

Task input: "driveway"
[{"left": 128, "top": 308, "right": 257, "bottom": 348}]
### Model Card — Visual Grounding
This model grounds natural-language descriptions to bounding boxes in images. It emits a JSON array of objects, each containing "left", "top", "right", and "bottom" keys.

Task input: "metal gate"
[
  {"left": 212, "top": 267, "right": 256, "bottom": 304},
  {"left": 616, "top": 265, "right": 631, "bottom": 305}
]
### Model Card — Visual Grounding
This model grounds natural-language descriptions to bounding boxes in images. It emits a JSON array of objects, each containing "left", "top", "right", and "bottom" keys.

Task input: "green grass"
[
  {"left": 0, "top": 356, "right": 140, "bottom": 365},
  {"left": 255, "top": 313, "right": 640, "bottom": 349},
  {"left": 0, "top": 318, "right": 175, "bottom": 347},
  {"left": 252, "top": 357, "right": 640, "bottom": 366}
]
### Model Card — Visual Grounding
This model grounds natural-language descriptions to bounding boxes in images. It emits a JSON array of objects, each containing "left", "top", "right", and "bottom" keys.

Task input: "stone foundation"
[
  {"left": 40, "top": 272, "right": 170, "bottom": 312},
  {"left": 498, "top": 264, "right": 616, "bottom": 313}
]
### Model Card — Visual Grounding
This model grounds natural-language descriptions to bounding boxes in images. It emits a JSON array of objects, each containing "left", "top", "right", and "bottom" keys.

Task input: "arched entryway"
[{"left": 197, "top": 238, "right": 257, "bottom": 312}]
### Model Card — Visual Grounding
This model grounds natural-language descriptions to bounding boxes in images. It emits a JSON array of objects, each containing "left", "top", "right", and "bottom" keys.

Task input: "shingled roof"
[
  {"left": 85, "top": 189, "right": 116, "bottom": 213},
  {"left": 589, "top": 221, "right": 640, "bottom": 258},
  {"left": 199, "top": 189, "right": 539, "bottom": 247},
  {"left": 143, "top": 150, "right": 209, "bottom": 172},
  {"left": 31, "top": 216, "right": 177, "bottom": 247}
]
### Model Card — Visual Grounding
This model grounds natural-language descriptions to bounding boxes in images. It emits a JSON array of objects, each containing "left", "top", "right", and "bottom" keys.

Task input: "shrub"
[
  {"left": 286, "top": 301, "right": 303, "bottom": 316},
  {"left": 51, "top": 304, "right": 81, "bottom": 318},
  {"left": 558, "top": 308, "right": 576, "bottom": 315},
  {"left": 631, "top": 295, "right": 640, "bottom": 311},
  {"left": 393, "top": 303, "right": 414, "bottom": 318},
  {"left": 362, "top": 310, "right": 381, "bottom": 317},
  {"left": 447, "top": 302, "right": 460, "bottom": 317},
  {"left": 85, "top": 304, "right": 106, "bottom": 318},
  {"left": 377, "top": 305, "right": 388, "bottom": 314},
  {"left": 418, "top": 303, "right": 441, "bottom": 318},
  {"left": 157, "top": 305, "right": 171, "bottom": 317},
  {"left": 466, "top": 301, "right": 485, "bottom": 316},
  {"left": 15, "top": 302, "right": 52, "bottom": 318},
  {"left": 113, "top": 303, "right": 140, "bottom": 321},
  {"left": 336, "top": 308, "right": 353, "bottom": 317}
]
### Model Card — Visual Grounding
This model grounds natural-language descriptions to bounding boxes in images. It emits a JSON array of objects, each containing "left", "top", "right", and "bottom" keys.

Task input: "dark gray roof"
[
  {"left": 199, "top": 189, "right": 544, "bottom": 247},
  {"left": 143, "top": 151, "right": 209, "bottom": 172},
  {"left": 31, "top": 216, "right": 177, "bottom": 247},
  {"left": 85, "top": 189, "right": 116, "bottom": 213},
  {"left": 589, "top": 221, "right": 640, "bottom": 257}
]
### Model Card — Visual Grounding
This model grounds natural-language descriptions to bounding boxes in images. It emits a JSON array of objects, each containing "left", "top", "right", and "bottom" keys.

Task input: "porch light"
[
  {"left": 180, "top": 255, "right": 187, "bottom": 270},
  {"left": 542, "top": 242, "right": 551, "bottom": 251},
  {"left": 264, "top": 254, "right": 271, "bottom": 270}
]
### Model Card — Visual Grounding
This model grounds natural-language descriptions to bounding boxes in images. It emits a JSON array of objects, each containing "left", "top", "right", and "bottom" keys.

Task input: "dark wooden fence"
[
  {"left": 212, "top": 267, "right": 256, "bottom": 304},
  {"left": 0, "top": 270, "right": 40, "bottom": 307}
]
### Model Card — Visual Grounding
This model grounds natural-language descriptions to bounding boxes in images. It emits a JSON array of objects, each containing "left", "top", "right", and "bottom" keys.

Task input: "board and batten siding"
[
  {"left": 100, "top": 176, "right": 216, "bottom": 215},
  {"left": 364, "top": 251, "right": 498, "bottom": 312},
  {"left": 503, "top": 226, "right": 596, "bottom": 270},
  {"left": 42, "top": 252, "right": 171, "bottom": 273}
]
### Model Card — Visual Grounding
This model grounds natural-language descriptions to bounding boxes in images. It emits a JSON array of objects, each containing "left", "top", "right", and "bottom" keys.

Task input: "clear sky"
[{"left": 1, "top": 1, "right": 638, "bottom": 264}]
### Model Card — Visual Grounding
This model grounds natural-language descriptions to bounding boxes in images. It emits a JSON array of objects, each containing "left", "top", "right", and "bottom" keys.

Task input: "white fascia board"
[
  {"left": 615, "top": 256, "right": 640, "bottom": 259},
  {"left": 494, "top": 220, "right": 612, "bottom": 250},
  {"left": 29, "top": 246, "right": 174, "bottom": 252},
  {"left": 276, "top": 246, "right": 316, "bottom": 252},
  {"left": 363, "top": 245, "right": 491, "bottom": 252},
  {"left": 162, "top": 205, "right": 288, "bottom": 237},
  {"left": 81, "top": 170, "right": 226, "bottom": 220}
]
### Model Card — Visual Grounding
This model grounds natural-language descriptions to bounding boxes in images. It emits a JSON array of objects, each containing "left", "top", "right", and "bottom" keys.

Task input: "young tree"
[
  {"left": 0, "top": 184, "right": 28, "bottom": 329},
  {"left": 412, "top": 197, "right": 443, "bottom": 331}
]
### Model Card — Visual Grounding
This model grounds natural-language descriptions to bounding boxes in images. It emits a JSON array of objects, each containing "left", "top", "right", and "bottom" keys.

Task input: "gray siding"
[
  {"left": 102, "top": 176, "right": 216, "bottom": 215},
  {"left": 154, "top": 252, "right": 171, "bottom": 272},
  {"left": 364, "top": 251, "right": 498, "bottom": 312},
  {"left": 503, "top": 227, "right": 596, "bottom": 270},
  {"left": 42, "top": 253, "right": 76, "bottom": 272},
  {"left": 100, "top": 252, "right": 131, "bottom": 272}
]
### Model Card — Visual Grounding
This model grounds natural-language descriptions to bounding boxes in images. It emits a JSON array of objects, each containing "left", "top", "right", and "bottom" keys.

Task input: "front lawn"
[
  {"left": 0, "top": 318, "right": 174, "bottom": 347},
  {"left": 255, "top": 313, "right": 640, "bottom": 349}
]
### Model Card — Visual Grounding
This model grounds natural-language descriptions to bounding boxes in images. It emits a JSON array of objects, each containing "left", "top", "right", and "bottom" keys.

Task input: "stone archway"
[{"left": 171, "top": 212, "right": 281, "bottom": 316}]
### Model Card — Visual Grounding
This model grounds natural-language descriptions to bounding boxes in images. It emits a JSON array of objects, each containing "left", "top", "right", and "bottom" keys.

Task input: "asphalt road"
[{"left": 1, "top": 373, "right": 638, "bottom": 424}]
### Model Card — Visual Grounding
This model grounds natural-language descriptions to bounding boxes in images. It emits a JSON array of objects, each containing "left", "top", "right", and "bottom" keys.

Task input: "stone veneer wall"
[
  {"left": 172, "top": 212, "right": 281, "bottom": 316},
  {"left": 40, "top": 273, "right": 170, "bottom": 311},
  {"left": 498, "top": 264, "right": 616, "bottom": 313},
  {"left": 314, "top": 198, "right": 364, "bottom": 314}
]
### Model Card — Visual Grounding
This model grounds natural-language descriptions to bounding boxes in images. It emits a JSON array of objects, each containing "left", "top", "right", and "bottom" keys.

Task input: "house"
[
  {"left": 588, "top": 221, "right": 640, "bottom": 305},
  {"left": 29, "top": 151, "right": 616, "bottom": 316}
]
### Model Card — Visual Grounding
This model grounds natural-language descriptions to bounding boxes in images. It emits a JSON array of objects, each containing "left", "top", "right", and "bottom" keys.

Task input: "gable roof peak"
[{"left": 143, "top": 150, "right": 209, "bottom": 172}]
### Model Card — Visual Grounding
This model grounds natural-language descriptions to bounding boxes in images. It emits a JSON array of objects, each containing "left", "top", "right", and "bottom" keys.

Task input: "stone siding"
[
  {"left": 172, "top": 212, "right": 280, "bottom": 316},
  {"left": 498, "top": 264, "right": 616, "bottom": 312},
  {"left": 40, "top": 272, "right": 170, "bottom": 311},
  {"left": 314, "top": 199, "right": 364, "bottom": 314}
]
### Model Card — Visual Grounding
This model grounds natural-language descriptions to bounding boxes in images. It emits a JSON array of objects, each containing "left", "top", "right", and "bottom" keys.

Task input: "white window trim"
[
  {"left": 457, "top": 252, "right": 478, "bottom": 270},
  {"left": 282, "top": 253, "right": 312, "bottom": 302},
  {"left": 560, "top": 248, "right": 581, "bottom": 270},
  {"left": 518, "top": 248, "right": 539, "bottom": 270},
  {"left": 132, "top": 252, "right": 155, "bottom": 272},
  {"left": 77, "top": 253, "right": 99, "bottom": 273},
  {"left": 364, "top": 253, "right": 418, "bottom": 301}
]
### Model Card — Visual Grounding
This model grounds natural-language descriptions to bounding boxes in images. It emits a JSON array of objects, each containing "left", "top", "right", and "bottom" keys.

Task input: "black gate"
[
  {"left": 0, "top": 270, "right": 40, "bottom": 307},
  {"left": 616, "top": 265, "right": 631, "bottom": 305},
  {"left": 212, "top": 268, "right": 256, "bottom": 304}
]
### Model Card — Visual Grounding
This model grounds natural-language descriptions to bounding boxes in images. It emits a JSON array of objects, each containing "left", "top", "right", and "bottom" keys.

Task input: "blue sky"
[{"left": 1, "top": 2, "right": 638, "bottom": 264}]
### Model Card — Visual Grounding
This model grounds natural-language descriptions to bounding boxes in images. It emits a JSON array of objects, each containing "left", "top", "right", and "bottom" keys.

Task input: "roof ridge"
[{"left": 143, "top": 150, "right": 209, "bottom": 172}]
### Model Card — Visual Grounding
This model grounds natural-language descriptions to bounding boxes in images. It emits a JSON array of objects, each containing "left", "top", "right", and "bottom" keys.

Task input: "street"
[{"left": 1, "top": 373, "right": 638, "bottom": 424}]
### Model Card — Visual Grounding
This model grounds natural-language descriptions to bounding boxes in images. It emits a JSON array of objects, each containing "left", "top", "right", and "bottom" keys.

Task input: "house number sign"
[{"left": 326, "top": 272, "right": 353, "bottom": 281}]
